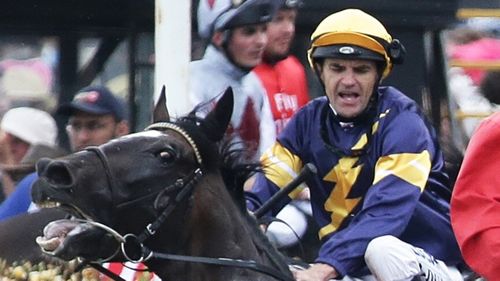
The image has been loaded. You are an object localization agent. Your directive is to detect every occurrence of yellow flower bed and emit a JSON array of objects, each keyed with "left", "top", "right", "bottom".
[
  {"left": 0, "top": 259, "right": 99, "bottom": 281},
  {"left": 0, "top": 259, "right": 156, "bottom": 281}
]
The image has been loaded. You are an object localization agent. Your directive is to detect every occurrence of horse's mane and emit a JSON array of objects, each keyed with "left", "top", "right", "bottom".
[
  {"left": 219, "top": 143, "right": 293, "bottom": 274},
  {"left": 219, "top": 142, "right": 261, "bottom": 212},
  {"left": 172, "top": 109, "right": 261, "bottom": 210},
  {"left": 169, "top": 113, "right": 291, "bottom": 274}
]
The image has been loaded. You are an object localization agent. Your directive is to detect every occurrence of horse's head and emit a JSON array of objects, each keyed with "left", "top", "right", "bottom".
[{"left": 31, "top": 88, "right": 235, "bottom": 262}]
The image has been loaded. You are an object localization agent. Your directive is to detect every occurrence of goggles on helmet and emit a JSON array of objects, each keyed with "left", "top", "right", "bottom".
[
  {"left": 213, "top": 0, "right": 279, "bottom": 32},
  {"left": 307, "top": 9, "right": 405, "bottom": 78},
  {"left": 280, "top": 0, "right": 303, "bottom": 9},
  {"left": 312, "top": 44, "right": 386, "bottom": 63}
]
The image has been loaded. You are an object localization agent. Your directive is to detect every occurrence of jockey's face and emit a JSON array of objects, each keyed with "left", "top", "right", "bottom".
[
  {"left": 318, "top": 58, "right": 378, "bottom": 119},
  {"left": 214, "top": 23, "right": 268, "bottom": 69},
  {"left": 66, "top": 111, "right": 129, "bottom": 152}
]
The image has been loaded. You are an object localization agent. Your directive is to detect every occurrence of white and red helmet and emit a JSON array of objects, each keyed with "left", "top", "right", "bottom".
[{"left": 197, "top": 0, "right": 280, "bottom": 39}]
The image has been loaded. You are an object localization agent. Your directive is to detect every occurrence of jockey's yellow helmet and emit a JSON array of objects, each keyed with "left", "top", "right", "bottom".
[{"left": 308, "top": 9, "right": 405, "bottom": 78}]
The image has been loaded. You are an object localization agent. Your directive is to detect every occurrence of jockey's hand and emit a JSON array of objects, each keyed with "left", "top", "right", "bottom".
[
  {"left": 297, "top": 187, "right": 310, "bottom": 200},
  {"left": 247, "top": 210, "right": 268, "bottom": 233},
  {"left": 291, "top": 263, "right": 338, "bottom": 281}
]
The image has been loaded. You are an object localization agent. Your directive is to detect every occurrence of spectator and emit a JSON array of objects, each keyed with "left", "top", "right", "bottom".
[
  {"left": 450, "top": 70, "right": 500, "bottom": 281},
  {"left": 0, "top": 107, "right": 58, "bottom": 200},
  {"left": 247, "top": 9, "right": 463, "bottom": 280},
  {"left": 446, "top": 29, "right": 500, "bottom": 140},
  {"left": 448, "top": 36, "right": 500, "bottom": 87},
  {"left": 253, "top": 0, "right": 309, "bottom": 134},
  {"left": 0, "top": 144, "right": 66, "bottom": 220},
  {"left": 250, "top": 0, "right": 316, "bottom": 258},
  {"left": 192, "top": 0, "right": 278, "bottom": 161},
  {"left": 2, "top": 144, "right": 66, "bottom": 188},
  {"left": 58, "top": 85, "right": 129, "bottom": 151},
  {"left": 0, "top": 85, "right": 129, "bottom": 221}
]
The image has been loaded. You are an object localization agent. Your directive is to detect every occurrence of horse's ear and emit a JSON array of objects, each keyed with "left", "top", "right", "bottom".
[
  {"left": 202, "top": 87, "right": 233, "bottom": 142},
  {"left": 153, "top": 86, "right": 170, "bottom": 123}
]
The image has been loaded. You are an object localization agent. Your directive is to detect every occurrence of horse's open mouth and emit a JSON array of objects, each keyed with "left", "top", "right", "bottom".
[
  {"left": 36, "top": 219, "right": 96, "bottom": 254},
  {"left": 35, "top": 201, "right": 98, "bottom": 255}
]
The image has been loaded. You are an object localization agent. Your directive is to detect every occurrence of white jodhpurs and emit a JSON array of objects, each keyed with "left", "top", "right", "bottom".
[
  {"left": 363, "top": 235, "right": 463, "bottom": 281},
  {"left": 266, "top": 202, "right": 310, "bottom": 248}
]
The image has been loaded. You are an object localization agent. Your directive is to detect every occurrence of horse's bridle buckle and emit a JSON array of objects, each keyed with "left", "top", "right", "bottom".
[{"left": 146, "top": 223, "right": 156, "bottom": 235}]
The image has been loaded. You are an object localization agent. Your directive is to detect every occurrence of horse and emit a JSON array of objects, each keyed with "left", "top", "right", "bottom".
[{"left": 30, "top": 88, "right": 295, "bottom": 281}]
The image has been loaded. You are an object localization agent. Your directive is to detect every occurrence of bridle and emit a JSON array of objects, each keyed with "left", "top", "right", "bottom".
[
  {"left": 82, "top": 122, "right": 205, "bottom": 262},
  {"left": 79, "top": 122, "right": 294, "bottom": 281}
]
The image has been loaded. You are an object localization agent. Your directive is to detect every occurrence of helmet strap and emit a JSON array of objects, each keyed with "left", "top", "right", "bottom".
[
  {"left": 210, "top": 29, "right": 253, "bottom": 72},
  {"left": 225, "top": 51, "right": 254, "bottom": 72}
]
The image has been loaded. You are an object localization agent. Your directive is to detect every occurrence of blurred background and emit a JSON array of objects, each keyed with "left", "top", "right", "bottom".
[{"left": 0, "top": 0, "right": 497, "bottom": 153}]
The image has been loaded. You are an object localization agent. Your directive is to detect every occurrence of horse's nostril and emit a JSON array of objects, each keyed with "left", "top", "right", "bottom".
[
  {"left": 36, "top": 158, "right": 53, "bottom": 176},
  {"left": 44, "top": 161, "right": 74, "bottom": 187}
]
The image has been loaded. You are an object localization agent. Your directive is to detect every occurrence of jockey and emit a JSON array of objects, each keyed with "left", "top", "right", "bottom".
[
  {"left": 192, "top": 0, "right": 279, "bottom": 161},
  {"left": 246, "top": 8, "right": 464, "bottom": 281}
]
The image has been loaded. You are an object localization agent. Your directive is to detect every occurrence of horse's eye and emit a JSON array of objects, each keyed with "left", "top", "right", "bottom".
[{"left": 159, "top": 150, "right": 176, "bottom": 165}]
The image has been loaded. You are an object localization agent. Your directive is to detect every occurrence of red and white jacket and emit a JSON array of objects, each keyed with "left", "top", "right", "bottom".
[{"left": 253, "top": 55, "right": 309, "bottom": 134}]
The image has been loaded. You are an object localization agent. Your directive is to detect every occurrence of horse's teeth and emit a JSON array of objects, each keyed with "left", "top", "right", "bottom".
[
  {"left": 36, "top": 201, "right": 60, "bottom": 208},
  {"left": 36, "top": 236, "right": 60, "bottom": 252}
]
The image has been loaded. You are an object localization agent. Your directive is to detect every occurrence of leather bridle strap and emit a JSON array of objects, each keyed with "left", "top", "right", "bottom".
[
  {"left": 87, "top": 247, "right": 295, "bottom": 281},
  {"left": 86, "top": 146, "right": 120, "bottom": 194},
  {"left": 114, "top": 168, "right": 201, "bottom": 210},
  {"left": 137, "top": 168, "right": 203, "bottom": 243},
  {"left": 145, "top": 122, "right": 203, "bottom": 166},
  {"left": 113, "top": 168, "right": 203, "bottom": 263},
  {"left": 149, "top": 251, "right": 295, "bottom": 281}
]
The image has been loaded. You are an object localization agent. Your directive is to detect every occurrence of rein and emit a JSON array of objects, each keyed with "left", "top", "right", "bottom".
[{"left": 81, "top": 124, "right": 294, "bottom": 281}]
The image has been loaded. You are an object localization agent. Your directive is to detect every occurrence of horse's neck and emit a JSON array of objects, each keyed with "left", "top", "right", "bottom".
[
  {"left": 148, "top": 177, "right": 286, "bottom": 280},
  {"left": 188, "top": 178, "right": 260, "bottom": 258}
]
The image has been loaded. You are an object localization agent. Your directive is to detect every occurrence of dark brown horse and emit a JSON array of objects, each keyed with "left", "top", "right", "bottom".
[{"left": 30, "top": 88, "right": 294, "bottom": 281}]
